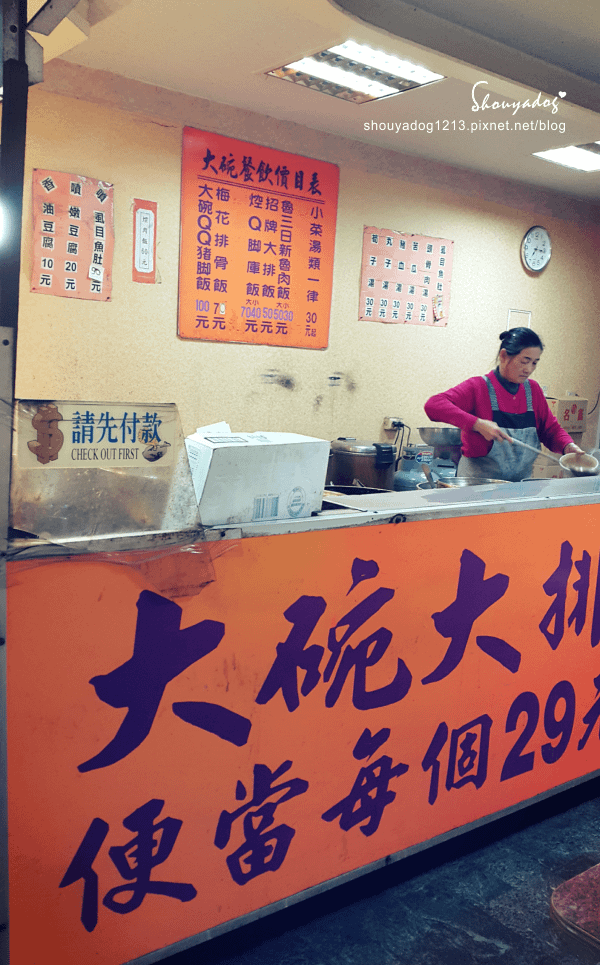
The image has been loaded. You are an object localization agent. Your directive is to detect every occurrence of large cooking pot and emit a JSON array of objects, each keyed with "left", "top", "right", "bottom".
[{"left": 329, "top": 438, "right": 396, "bottom": 489}]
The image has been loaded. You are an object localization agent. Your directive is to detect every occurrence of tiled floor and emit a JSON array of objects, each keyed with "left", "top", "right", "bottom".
[{"left": 164, "top": 775, "right": 600, "bottom": 965}]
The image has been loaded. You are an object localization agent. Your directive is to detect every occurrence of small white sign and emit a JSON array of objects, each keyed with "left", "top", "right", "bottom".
[{"left": 135, "top": 208, "right": 155, "bottom": 273}]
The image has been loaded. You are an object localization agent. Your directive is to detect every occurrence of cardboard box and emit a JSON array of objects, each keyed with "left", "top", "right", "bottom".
[
  {"left": 185, "top": 425, "right": 330, "bottom": 525},
  {"left": 531, "top": 461, "right": 562, "bottom": 479},
  {"left": 547, "top": 397, "right": 587, "bottom": 432}
]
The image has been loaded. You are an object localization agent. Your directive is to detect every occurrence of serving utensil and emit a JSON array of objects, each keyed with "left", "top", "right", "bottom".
[
  {"left": 507, "top": 435, "right": 599, "bottom": 477},
  {"left": 421, "top": 463, "right": 438, "bottom": 489}
]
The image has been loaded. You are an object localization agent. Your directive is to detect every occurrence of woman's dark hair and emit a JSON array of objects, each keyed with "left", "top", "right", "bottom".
[{"left": 498, "top": 327, "right": 544, "bottom": 357}]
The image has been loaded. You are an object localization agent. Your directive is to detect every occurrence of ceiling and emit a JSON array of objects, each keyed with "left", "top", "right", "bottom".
[{"left": 49, "top": 0, "right": 600, "bottom": 201}]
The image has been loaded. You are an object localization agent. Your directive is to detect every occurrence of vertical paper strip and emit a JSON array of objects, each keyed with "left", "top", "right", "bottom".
[{"left": 133, "top": 199, "right": 157, "bottom": 284}]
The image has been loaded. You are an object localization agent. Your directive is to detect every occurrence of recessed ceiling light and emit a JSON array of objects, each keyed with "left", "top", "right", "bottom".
[
  {"left": 328, "top": 41, "right": 443, "bottom": 86},
  {"left": 533, "top": 144, "right": 600, "bottom": 172},
  {"left": 267, "top": 41, "right": 444, "bottom": 104}
]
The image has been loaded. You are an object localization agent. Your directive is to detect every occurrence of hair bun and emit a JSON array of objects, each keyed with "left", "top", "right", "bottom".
[{"left": 499, "top": 330, "right": 510, "bottom": 340}]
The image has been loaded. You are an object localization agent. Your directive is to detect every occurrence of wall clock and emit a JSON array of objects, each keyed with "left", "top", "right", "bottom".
[{"left": 521, "top": 225, "right": 551, "bottom": 273}]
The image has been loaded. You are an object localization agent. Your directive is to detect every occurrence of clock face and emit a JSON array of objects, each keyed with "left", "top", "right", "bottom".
[{"left": 521, "top": 226, "right": 551, "bottom": 272}]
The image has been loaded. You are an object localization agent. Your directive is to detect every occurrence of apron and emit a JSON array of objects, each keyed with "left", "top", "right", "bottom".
[{"left": 458, "top": 376, "right": 540, "bottom": 482}]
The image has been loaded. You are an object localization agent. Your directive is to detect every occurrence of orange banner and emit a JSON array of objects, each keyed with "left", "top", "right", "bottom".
[
  {"left": 7, "top": 506, "right": 600, "bottom": 964},
  {"left": 178, "top": 128, "right": 339, "bottom": 349}
]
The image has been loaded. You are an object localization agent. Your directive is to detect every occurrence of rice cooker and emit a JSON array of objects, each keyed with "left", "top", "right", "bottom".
[{"left": 328, "top": 438, "right": 396, "bottom": 490}]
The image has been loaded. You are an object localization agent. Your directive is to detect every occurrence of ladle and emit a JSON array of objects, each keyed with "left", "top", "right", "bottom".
[
  {"left": 506, "top": 435, "right": 561, "bottom": 465},
  {"left": 507, "top": 435, "right": 600, "bottom": 477},
  {"left": 422, "top": 463, "right": 441, "bottom": 489}
]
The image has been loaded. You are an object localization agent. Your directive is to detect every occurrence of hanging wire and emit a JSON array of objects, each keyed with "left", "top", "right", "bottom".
[
  {"left": 393, "top": 422, "right": 410, "bottom": 468},
  {"left": 588, "top": 387, "right": 600, "bottom": 416}
]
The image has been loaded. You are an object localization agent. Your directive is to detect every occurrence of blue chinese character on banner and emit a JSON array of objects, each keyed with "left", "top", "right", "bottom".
[
  {"left": 422, "top": 549, "right": 520, "bottom": 684},
  {"left": 422, "top": 715, "right": 492, "bottom": 804},
  {"left": 322, "top": 728, "right": 408, "bottom": 836},
  {"left": 79, "top": 591, "right": 250, "bottom": 772},
  {"left": 540, "top": 541, "right": 591, "bottom": 648},
  {"left": 256, "top": 558, "right": 412, "bottom": 712},
  {"left": 60, "top": 800, "right": 196, "bottom": 931},
  {"left": 215, "top": 761, "right": 308, "bottom": 885}
]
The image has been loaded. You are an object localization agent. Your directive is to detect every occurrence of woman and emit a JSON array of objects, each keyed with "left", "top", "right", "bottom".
[{"left": 424, "top": 328, "right": 584, "bottom": 481}]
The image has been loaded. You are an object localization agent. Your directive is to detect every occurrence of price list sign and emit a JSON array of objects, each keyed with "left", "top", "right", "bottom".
[
  {"left": 30, "top": 169, "right": 114, "bottom": 301},
  {"left": 359, "top": 226, "right": 453, "bottom": 326},
  {"left": 178, "top": 128, "right": 339, "bottom": 349}
]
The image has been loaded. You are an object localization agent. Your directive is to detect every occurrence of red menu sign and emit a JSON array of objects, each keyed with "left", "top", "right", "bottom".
[
  {"left": 30, "top": 169, "right": 114, "bottom": 301},
  {"left": 359, "top": 226, "right": 453, "bottom": 326},
  {"left": 178, "top": 128, "right": 339, "bottom": 349}
]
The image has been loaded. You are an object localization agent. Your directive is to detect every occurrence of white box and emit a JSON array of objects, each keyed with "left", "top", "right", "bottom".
[{"left": 185, "top": 428, "right": 330, "bottom": 525}]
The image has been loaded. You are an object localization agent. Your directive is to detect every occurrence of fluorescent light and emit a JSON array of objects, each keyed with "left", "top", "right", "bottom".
[
  {"left": 285, "top": 57, "right": 399, "bottom": 98},
  {"left": 327, "top": 40, "right": 443, "bottom": 85},
  {"left": 267, "top": 40, "right": 445, "bottom": 104},
  {"left": 534, "top": 145, "right": 600, "bottom": 172}
]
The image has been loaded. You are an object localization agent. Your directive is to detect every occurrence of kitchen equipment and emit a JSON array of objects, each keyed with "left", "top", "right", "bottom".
[
  {"left": 418, "top": 425, "right": 462, "bottom": 471},
  {"left": 418, "top": 426, "right": 462, "bottom": 447},
  {"left": 559, "top": 452, "right": 600, "bottom": 477},
  {"left": 329, "top": 438, "right": 396, "bottom": 489},
  {"left": 508, "top": 435, "right": 600, "bottom": 477},
  {"left": 393, "top": 444, "right": 435, "bottom": 491},
  {"left": 422, "top": 463, "right": 435, "bottom": 489},
  {"left": 417, "top": 477, "right": 510, "bottom": 490}
]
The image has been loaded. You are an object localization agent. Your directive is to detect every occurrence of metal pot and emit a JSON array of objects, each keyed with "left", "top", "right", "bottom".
[
  {"left": 329, "top": 438, "right": 396, "bottom": 490},
  {"left": 418, "top": 426, "right": 462, "bottom": 447},
  {"left": 417, "top": 477, "right": 510, "bottom": 490}
]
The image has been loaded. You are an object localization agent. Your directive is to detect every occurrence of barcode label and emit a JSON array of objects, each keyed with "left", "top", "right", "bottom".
[{"left": 253, "top": 495, "right": 279, "bottom": 521}]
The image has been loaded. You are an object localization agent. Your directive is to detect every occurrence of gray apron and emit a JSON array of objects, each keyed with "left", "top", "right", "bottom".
[{"left": 458, "top": 377, "right": 540, "bottom": 482}]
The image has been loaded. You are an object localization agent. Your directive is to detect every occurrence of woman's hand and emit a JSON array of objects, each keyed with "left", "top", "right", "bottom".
[
  {"left": 473, "top": 418, "right": 513, "bottom": 443},
  {"left": 563, "top": 442, "right": 585, "bottom": 455}
]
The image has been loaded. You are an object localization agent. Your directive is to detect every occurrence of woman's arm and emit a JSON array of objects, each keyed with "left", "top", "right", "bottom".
[
  {"left": 424, "top": 378, "right": 482, "bottom": 431},
  {"left": 531, "top": 383, "right": 584, "bottom": 454}
]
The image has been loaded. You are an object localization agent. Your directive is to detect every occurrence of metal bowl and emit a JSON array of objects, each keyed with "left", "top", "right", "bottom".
[
  {"left": 558, "top": 452, "right": 600, "bottom": 477},
  {"left": 418, "top": 426, "right": 462, "bottom": 447},
  {"left": 417, "top": 477, "right": 509, "bottom": 490}
]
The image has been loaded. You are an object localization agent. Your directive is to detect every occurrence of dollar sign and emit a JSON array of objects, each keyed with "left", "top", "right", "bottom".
[{"left": 27, "top": 404, "right": 64, "bottom": 465}]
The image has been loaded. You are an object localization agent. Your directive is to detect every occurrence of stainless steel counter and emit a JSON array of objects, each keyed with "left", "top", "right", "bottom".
[{"left": 202, "top": 476, "right": 600, "bottom": 539}]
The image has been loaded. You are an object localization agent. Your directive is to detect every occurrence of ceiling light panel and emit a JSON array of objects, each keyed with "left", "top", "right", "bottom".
[
  {"left": 533, "top": 145, "right": 600, "bottom": 172},
  {"left": 267, "top": 42, "right": 445, "bottom": 104}
]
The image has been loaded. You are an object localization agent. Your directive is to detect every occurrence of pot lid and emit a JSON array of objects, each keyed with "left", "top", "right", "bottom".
[{"left": 330, "top": 438, "right": 395, "bottom": 455}]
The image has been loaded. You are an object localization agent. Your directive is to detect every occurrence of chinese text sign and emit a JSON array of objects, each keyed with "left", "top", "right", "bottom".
[
  {"left": 359, "top": 226, "right": 453, "bottom": 325},
  {"left": 178, "top": 128, "right": 339, "bottom": 348},
  {"left": 7, "top": 505, "right": 600, "bottom": 964},
  {"left": 15, "top": 401, "right": 175, "bottom": 469},
  {"left": 31, "top": 169, "right": 114, "bottom": 301},
  {"left": 133, "top": 199, "right": 157, "bottom": 284}
]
